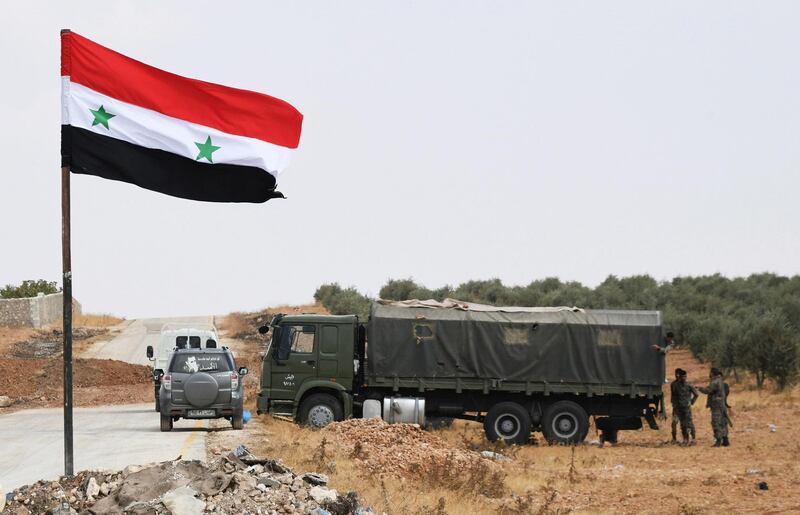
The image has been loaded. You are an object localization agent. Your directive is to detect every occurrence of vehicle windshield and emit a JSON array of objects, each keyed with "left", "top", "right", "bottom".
[{"left": 170, "top": 353, "right": 232, "bottom": 373}]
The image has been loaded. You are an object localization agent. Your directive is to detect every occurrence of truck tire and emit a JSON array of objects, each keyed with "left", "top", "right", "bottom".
[
  {"left": 160, "top": 414, "right": 173, "bottom": 432},
  {"left": 154, "top": 385, "right": 161, "bottom": 412},
  {"left": 542, "top": 400, "right": 589, "bottom": 444},
  {"left": 484, "top": 402, "right": 532, "bottom": 445},
  {"left": 231, "top": 413, "right": 244, "bottom": 430},
  {"left": 299, "top": 393, "right": 343, "bottom": 429}
]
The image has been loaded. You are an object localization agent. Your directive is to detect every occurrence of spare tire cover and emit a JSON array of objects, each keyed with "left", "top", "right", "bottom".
[{"left": 184, "top": 373, "right": 219, "bottom": 407}]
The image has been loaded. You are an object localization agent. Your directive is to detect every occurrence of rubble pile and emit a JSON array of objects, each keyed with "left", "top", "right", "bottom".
[
  {"left": 324, "top": 418, "right": 492, "bottom": 478},
  {"left": 2, "top": 446, "right": 360, "bottom": 515},
  {"left": 12, "top": 328, "right": 108, "bottom": 358}
]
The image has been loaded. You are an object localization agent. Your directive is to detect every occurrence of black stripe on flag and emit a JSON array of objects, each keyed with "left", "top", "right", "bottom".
[{"left": 61, "top": 126, "right": 284, "bottom": 203}]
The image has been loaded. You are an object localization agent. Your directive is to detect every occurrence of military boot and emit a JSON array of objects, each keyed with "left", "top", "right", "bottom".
[
  {"left": 712, "top": 438, "right": 721, "bottom": 447},
  {"left": 722, "top": 437, "right": 730, "bottom": 447}
]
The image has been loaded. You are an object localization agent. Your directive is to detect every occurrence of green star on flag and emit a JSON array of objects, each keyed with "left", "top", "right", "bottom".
[
  {"left": 89, "top": 105, "right": 115, "bottom": 129},
  {"left": 195, "top": 136, "right": 221, "bottom": 162}
]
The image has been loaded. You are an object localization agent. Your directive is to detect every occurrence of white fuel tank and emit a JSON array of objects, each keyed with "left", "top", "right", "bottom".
[{"left": 382, "top": 397, "right": 426, "bottom": 425}]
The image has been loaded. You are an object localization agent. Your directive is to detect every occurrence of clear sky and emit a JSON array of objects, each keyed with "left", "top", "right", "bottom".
[{"left": 1, "top": 1, "right": 798, "bottom": 318}]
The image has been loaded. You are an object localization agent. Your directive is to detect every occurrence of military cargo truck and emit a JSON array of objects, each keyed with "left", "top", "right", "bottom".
[{"left": 256, "top": 300, "right": 664, "bottom": 444}]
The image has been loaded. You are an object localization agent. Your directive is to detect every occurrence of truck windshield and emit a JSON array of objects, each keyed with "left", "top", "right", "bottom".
[
  {"left": 170, "top": 353, "right": 231, "bottom": 373},
  {"left": 274, "top": 327, "right": 292, "bottom": 361}
]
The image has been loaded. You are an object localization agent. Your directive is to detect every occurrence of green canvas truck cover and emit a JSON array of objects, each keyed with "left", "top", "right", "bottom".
[{"left": 367, "top": 300, "right": 664, "bottom": 387}]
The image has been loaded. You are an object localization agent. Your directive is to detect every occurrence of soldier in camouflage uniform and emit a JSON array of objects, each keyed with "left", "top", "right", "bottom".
[
  {"left": 670, "top": 368, "right": 699, "bottom": 444},
  {"left": 699, "top": 367, "right": 730, "bottom": 447}
]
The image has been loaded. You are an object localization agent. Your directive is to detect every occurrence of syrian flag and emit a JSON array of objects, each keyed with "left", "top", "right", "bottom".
[{"left": 60, "top": 31, "right": 303, "bottom": 203}]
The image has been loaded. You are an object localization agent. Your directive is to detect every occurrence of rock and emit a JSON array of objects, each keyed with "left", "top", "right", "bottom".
[
  {"left": 246, "top": 464, "right": 265, "bottom": 475},
  {"left": 85, "top": 477, "right": 101, "bottom": 498},
  {"left": 758, "top": 481, "right": 769, "bottom": 490},
  {"left": 99, "top": 482, "right": 110, "bottom": 496},
  {"left": 162, "top": 486, "right": 205, "bottom": 515},
  {"left": 277, "top": 473, "right": 294, "bottom": 485},
  {"left": 233, "top": 472, "right": 258, "bottom": 493},
  {"left": 480, "top": 451, "right": 510, "bottom": 461},
  {"left": 746, "top": 469, "right": 764, "bottom": 476},
  {"left": 123, "top": 464, "right": 144, "bottom": 477},
  {"left": 51, "top": 503, "right": 77, "bottom": 514},
  {"left": 300, "top": 473, "right": 328, "bottom": 486},
  {"left": 768, "top": 424, "right": 778, "bottom": 433},
  {"left": 258, "top": 478, "right": 281, "bottom": 489},
  {"left": 0, "top": 396, "right": 12, "bottom": 408},
  {"left": 308, "top": 486, "right": 337, "bottom": 504}
]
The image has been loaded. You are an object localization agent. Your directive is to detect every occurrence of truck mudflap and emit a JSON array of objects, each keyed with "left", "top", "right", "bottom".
[{"left": 644, "top": 406, "right": 659, "bottom": 430}]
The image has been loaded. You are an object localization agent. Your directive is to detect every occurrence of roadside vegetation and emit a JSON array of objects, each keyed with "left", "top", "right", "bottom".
[
  {"left": 315, "top": 274, "right": 800, "bottom": 390},
  {"left": 0, "top": 279, "right": 60, "bottom": 298}
]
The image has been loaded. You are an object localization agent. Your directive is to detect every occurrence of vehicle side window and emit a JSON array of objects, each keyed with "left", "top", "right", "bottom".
[
  {"left": 276, "top": 325, "right": 315, "bottom": 360},
  {"left": 290, "top": 325, "right": 316, "bottom": 354},
  {"left": 321, "top": 325, "right": 338, "bottom": 354}
]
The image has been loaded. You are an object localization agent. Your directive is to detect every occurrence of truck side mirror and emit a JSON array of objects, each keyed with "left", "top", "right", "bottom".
[
  {"left": 146, "top": 345, "right": 154, "bottom": 360},
  {"left": 238, "top": 367, "right": 249, "bottom": 376},
  {"left": 258, "top": 325, "right": 269, "bottom": 335}
]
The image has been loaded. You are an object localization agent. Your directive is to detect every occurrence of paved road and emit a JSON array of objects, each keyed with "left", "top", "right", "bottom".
[
  {"left": 80, "top": 316, "right": 214, "bottom": 365},
  {"left": 0, "top": 316, "right": 217, "bottom": 492},
  {"left": 0, "top": 404, "right": 213, "bottom": 491}
]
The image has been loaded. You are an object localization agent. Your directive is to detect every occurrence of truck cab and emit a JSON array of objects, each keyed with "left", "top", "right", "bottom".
[{"left": 256, "top": 314, "right": 359, "bottom": 425}]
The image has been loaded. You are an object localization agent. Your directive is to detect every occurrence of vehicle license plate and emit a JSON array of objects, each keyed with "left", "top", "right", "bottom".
[{"left": 188, "top": 409, "right": 215, "bottom": 417}]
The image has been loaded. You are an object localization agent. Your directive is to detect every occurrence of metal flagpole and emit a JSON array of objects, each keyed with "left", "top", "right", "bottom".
[
  {"left": 61, "top": 163, "right": 74, "bottom": 477},
  {"left": 61, "top": 27, "right": 74, "bottom": 478}
]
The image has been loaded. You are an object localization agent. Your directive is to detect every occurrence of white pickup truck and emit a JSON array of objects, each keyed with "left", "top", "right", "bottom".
[{"left": 146, "top": 324, "right": 220, "bottom": 412}]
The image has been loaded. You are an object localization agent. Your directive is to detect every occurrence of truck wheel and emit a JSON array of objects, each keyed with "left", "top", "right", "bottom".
[
  {"left": 542, "top": 400, "right": 589, "bottom": 444},
  {"left": 154, "top": 385, "right": 161, "bottom": 412},
  {"left": 299, "top": 393, "right": 343, "bottom": 429},
  {"left": 160, "top": 414, "right": 173, "bottom": 432},
  {"left": 231, "top": 413, "right": 244, "bottom": 430},
  {"left": 484, "top": 402, "right": 531, "bottom": 445}
]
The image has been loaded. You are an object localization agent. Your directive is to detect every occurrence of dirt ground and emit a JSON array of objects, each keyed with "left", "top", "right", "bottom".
[
  {"left": 0, "top": 319, "right": 151, "bottom": 412},
  {"left": 211, "top": 317, "right": 800, "bottom": 514}
]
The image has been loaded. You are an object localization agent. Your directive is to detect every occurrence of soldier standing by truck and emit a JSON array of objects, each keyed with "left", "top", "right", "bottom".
[
  {"left": 652, "top": 331, "right": 676, "bottom": 354},
  {"left": 670, "top": 368, "right": 699, "bottom": 444},
  {"left": 698, "top": 367, "right": 730, "bottom": 447}
]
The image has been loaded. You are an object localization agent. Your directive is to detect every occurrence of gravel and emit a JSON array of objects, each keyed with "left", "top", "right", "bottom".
[{"left": 323, "top": 417, "right": 493, "bottom": 478}]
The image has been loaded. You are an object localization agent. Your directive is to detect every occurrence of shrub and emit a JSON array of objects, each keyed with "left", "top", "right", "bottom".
[{"left": 0, "top": 279, "right": 61, "bottom": 299}]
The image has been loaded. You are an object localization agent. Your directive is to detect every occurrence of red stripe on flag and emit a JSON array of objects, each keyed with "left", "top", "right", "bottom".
[{"left": 62, "top": 32, "right": 302, "bottom": 149}]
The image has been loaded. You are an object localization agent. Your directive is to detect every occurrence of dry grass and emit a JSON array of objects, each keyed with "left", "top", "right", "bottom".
[
  {"left": 0, "top": 326, "right": 36, "bottom": 355},
  {"left": 218, "top": 303, "right": 328, "bottom": 341},
  {"left": 72, "top": 312, "right": 125, "bottom": 328},
  {"left": 218, "top": 311, "right": 252, "bottom": 339}
]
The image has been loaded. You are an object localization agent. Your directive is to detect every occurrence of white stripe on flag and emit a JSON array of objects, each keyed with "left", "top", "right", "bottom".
[{"left": 63, "top": 79, "right": 293, "bottom": 176}]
